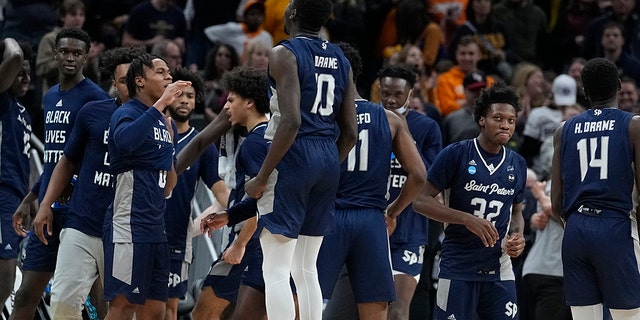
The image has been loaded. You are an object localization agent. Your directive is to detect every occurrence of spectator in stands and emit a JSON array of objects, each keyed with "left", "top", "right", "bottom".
[
  {"left": 242, "top": 38, "right": 270, "bottom": 70},
  {"left": 204, "top": 0, "right": 273, "bottom": 61},
  {"left": 151, "top": 39, "right": 183, "bottom": 71},
  {"left": 511, "top": 63, "right": 550, "bottom": 137},
  {"left": 493, "top": 0, "right": 548, "bottom": 63},
  {"left": 582, "top": 0, "right": 639, "bottom": 58},
  {"left": 442, "top": 71, "right": 486, "bottom": 145},
  {"left": 566, "top": 57, "right": 590, "bottom": 108},
  {"left": 618, "top": 76, "right": 640, "bottom": 113},
  {"left": 600, "top": 21, "right": 640, "bottom": 84},
  {"left": 121, "top": 0, "right": 187, "bottom": 51},
  {"left": 201, "top": 43, "right": 239, "bottom": 119}
]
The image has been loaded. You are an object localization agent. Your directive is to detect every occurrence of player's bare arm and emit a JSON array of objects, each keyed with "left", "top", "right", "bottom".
[
  {"left": 222, "top": 217, "right": 257, "bottom": 265},
  {"left": 505, "top": 202, "right": 525, "bottom": 258},
  {"left": 413, "top": 182, "right": 500, "bottom": 247},
  {"left": 33, "top": 156, "right": 78, "bottom": 244},
  {"left": 335, "top": 68, "right": 357, "bottom": 162},
  {"left": 176, "top": 112, "right": 231, "bottom": 174},
  {"left": 12, "top": 191, "right": 38, "bottom": 237},
  {"left": 245, "top": 46, "right": 301, "bottom": 198},
  {"left": 0, "top": 38, "right": 25, "bottom": 92},
  {"left": 550, "top": 123, "right": 565, "bottom": 224},
  {"left": 385, "top": 109, "right": 426, "bottom": 220}
]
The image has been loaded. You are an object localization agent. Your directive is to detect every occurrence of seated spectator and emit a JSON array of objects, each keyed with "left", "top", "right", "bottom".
[
  {"left": 441, "top": 71, "right": 486, "bottom": 145},
  {"left": 582, "top": 0, "right": 639, "bottom": 59},
  {"left": 121, "top": 0, "right": 187, "bottom": 51},
  {"left": 618, "top": 76, "right": 640, "bottom": 114},
  {"left": 435, "top": 36, "right": 494, "bottom": 116},
  {"left": 204, "top": 0, "right": 273, "bottom": 60},
  {"left": 242, "top": 38, "right": 270, "bottom": 70},
  {"left": 151, "top": 39, "right": 183, "bottom": 71},
  {"left": 601, "top": 21, "right": 640, "bottom": 84},
  {"left": 201, "top": 43, "right": 239, "bottom": 119}
]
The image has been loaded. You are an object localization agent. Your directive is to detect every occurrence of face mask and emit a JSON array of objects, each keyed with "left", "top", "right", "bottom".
[{"left": 394, "top": 89, "right": 412, "bottom": 115}]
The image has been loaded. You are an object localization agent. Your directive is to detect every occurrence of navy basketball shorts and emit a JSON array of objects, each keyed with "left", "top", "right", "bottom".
[
  {"left": 562, "top": 211, "right": 640, "bottom": 309},
  {"left": 317, "top": 208, "right": 395, "bottom": 303},
  {"left": 104, "top": 241, "right": 170, "bottom": 305},
  {"left": 433, "top": 279, "right": 519, "bottom": 320},
  {"left": 390, "top": 243, "right": 425, "bottom": 278},
  {"left": 22, "top": 206, "right": 66, "bottom": 272},
  {"left": 0, "top": 187, "right": 22, "bottom": 259},
  {"left": 168, "top": 259, "right": 189, "bottom": 299},
  {"left": 258, "top": 138, "right": 339, "bottom": 238}
]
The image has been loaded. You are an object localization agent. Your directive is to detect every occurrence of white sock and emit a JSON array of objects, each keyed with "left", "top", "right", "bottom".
[
  {"left": 291, "top": 235, "right": 324, "bottom": 320},
  {"left": 260, "top": 228, "right": 297, "bottom": 319},
  {"left": 610, "top": 307, "right": 640, "bottom": 320},
  {"left": 571, "top": 304, "right": 604, "bottom": 320}
]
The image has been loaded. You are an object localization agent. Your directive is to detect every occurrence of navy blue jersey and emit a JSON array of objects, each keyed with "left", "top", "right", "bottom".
[
  {"left": 388, "top": 110, "right": 442, "bottom": 246},
  {"left": 36, "top": 79, "right": 108, "bottom": 201},
  {"left": 265, "top": 36, "right": 351, "bottom": 140},
  {"left": 335, "top": 100, "right": 392, "bottom": 210},
  {"left": 64, "top": 98, "right": 117, "bottom": 238},
  {"left": 0, "top": 91, "right": 32, "bottom": 196},
  {"left": 428, "top": 139, "right": 526, "bottom": 281},
  {"left": 561, "top": 108, "right": 635, "bottom": 216},
  {"left": 166, "top": 127, "right": 220, "bottom": 261},
  {"left": 108, "top": 98, "right": 177, "bottom": 243}
]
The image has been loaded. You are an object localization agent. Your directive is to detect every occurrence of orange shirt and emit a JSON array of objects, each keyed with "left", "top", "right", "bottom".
[
  {"left": 435, "top": 66, "right": 494, "bottom": 116},
  {"left": 263, "top": 0, "right": 289, "bottom": 44}
]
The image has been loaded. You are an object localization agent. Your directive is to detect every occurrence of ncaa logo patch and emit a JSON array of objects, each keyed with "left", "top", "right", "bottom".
[{"left": 468, "top": 166, "right": 477, "bottom": 174}]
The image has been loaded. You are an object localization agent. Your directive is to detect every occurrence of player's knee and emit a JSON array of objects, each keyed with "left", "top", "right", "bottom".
[{"left": 13, "top": 285, "right": 42, "bottom": 310}]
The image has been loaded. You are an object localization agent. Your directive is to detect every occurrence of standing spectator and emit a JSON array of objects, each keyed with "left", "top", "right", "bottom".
[
  {"left": 511, "top": 63, "right": 550, "bottom": 146},
  {"left": 436, "top": 36, "right": 494, "bottom": 117},
  {"left": 520, "top": 74, "right": 573, "bottom": 180},
  {"left": 551, "top": 57, "right": 640, "bottom": 320},
  {"left": 618, "top": 76, "right": 640, "bottom": 113},
  {"left": 31, "top": 46, "right": 142, "bottom": 320},
  {"left": 243, "top": 1, "right": 358, "bottom": 319},
  {"left": 103, "top": 54, "right": 187, "bottom": 320},
  {"left": 582, "top": 0, "right": 639, "bottom": 59},
  {"left": 600, "top": 21, "right": 640, "bottom": 84},
  {"left": 493, "top": 0, "right": 547, "bottom": 63},
  {"left": 379, "top": 64, "right": 442, "bottom": 320},
  {"left": 262, "top": 0, "right": 290, "bottom": 44},
  {"left": 413, "top": 82, "right": 527, "bottom": 320},
  {"left": 448, "top": 0, "right": 517, "bottom": 79},
  {"left": 10, "top": 28, "right": 110, "bottom": 320},
  {"left": 442, "top": 71, "right": 485, "bottom": 145},
  {"left": 204, "top": 0, "right": 273, "bottom": 61},
  {"left": 0, "top": 38, "right": 32, "bottom": 309},
  {"left": 121, "top": 0, "right": 187, "bottom": 51}
]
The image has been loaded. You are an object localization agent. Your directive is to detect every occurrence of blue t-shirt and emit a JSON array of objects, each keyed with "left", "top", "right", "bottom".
[
  {"left": 64, "top": 98, "right": 117, "bottom": 238},
  {"left": 388, "top": 110, "right": 442, "bottom": 246},
  {"left": 108, "top": 98, "right": 177, "bottom": 243},
  {"left": 428, "top": 139, "right": 526, "bottom": 281},
  {"left": 265, "top": 36, "right": 351, "bottom": 140},
  {"left": 335, "top": 99, "right": 391, "bottom": 210},
  {"left": 35, "top": 78, "right": 109, "bottom": 201},
  {"left": 561, "top": 108, "right": 635, "bottom": 216},
  {"left": 0, "top": 91, "right": 32, "bottom": 197},
  {"left": 166, "top": 126, "right": 220, "bottom": 261}
]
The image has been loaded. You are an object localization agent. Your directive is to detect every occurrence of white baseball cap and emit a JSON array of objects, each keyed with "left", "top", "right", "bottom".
[{"left": 552, "top": 74, "right": 577, "bottom": 106}]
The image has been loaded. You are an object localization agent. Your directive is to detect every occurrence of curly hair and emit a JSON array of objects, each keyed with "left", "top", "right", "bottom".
[
  {"left": 170, "top": 67, "right": 205, "bottom": 104},
  {"left": 101, "top": 46, "right": 146, "bottom": 76},
  {"left": 581, "top": 58, "right": 619, "bottom": 104},
  {"left": 337, "top": 42, "right": 362, "bottom": 83},
  {"left": 222, "top": 67, "right": 269, "bottom": 115},
  {"left": 378, "top": 64, "right": 417, "bottom": 88},
  {"left": 204, "top": 43, "right": 239, "bottom": 81},
  {"left": 55, "top": 27, "right": 91, "bottom": 52},
  {"left": 473, "top": 82, "right": 521, "bottom": 124}
]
